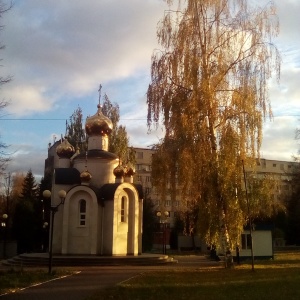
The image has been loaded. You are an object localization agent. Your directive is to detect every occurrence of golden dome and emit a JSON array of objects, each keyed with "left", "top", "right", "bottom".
[
  {"left": 124, "top": 164, "right": 135, "bottom": 177},
  {"left": 113, "top": 164, "right": 125, "bottom": 178},
  {"left": 80, "top": 170, "right": 92, "bottom": 183},
  {"left": 56, "top": 137, "right": 75, "bottom": 158},
  {"left": 85, "top": 105, "right": 113, "bottom": 136}
]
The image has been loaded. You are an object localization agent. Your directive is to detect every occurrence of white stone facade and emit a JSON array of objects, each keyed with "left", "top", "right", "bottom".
[{"left": 46, "top": 105, "right": 143, "bottom": 256}]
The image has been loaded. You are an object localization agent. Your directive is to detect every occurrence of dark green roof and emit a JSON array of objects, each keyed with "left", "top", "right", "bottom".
[
  {"left": 74, "top": 149, "right": 118, "bottom": 160},
  {"left": 54, "top": 169, "right": 144, "bottom": 201},
  {"left": 55, "top": 168, "right": 81, "bottom": 185}
]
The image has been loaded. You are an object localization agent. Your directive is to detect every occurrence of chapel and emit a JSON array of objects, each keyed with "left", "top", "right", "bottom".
[{"left": 44, "top": 97, "right": 143, "bottom": 256}]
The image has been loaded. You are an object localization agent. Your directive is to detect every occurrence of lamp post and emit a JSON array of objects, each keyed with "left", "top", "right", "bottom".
[
  {"left": 1, "top": 214, "right": 8, "bottom": 259},
  {"left": 241, "top": 159, "right": 255, "bottom": 271},
  {"left": 156, "top": 211, "right": 169, "bottom": 255},
  {"left": 42, "top": 222, "right": 49, "bottom": 252},
  {"left": 42, "top": 189, "right": 66, "bottom": 274}
]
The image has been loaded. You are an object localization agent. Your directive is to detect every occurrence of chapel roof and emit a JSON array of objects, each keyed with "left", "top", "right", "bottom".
[
  {"left": 99, "top": 183, "right": 144, "bottom": 200},
  {"left": 54, "top": 168, "right": 81, "bottom": 185},
  {"left": 54, "top": 169, "right": 144, "bottom": 201}
]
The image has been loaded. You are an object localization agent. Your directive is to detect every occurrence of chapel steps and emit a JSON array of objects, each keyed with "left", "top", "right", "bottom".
[{"left": 2, "top": 253, "right": 177, "bottom": 267}]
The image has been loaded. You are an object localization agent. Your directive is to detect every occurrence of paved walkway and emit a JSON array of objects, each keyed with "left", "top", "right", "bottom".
[{"left": 0, "top": 256, "right": 222, "bottom": 300}]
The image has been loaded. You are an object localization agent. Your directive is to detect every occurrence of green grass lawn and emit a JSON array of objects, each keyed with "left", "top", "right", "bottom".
[
  {"left": 0, "top": 268, "right": 71, "bottom": 295},
  {"left": 87, "top": 251, "right": 300, "bottom": 300}
]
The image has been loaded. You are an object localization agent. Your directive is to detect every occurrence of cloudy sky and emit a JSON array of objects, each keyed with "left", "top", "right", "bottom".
[{"left": 0, "top": 0, "right": 299, "bottom": 180}]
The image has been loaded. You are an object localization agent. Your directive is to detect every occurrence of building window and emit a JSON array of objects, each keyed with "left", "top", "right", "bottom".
[
  {"left": 241, "top": 233, "right": 252, "bottom": 250},
  {"left": 137, "top": 152, "right": 143, "bottom": 159},
  {"left": 165, "top": 200, "right": 171, "bottom": 207},
  {"left": 146, "top": 176, "right": 151, "bottom": 182},
  {"left": 121, "top": 196, "right": 126, "bottom": 222},
  {"left": 173, "top": 201, "right": 179, "bottom": 207},
  {"left": 79, "top": 199, "right": 86, "bottom": 226},
  {"left": 143, "top": 165, "right": 150, "bottom": 171},
  {"left": 145, "top": 187, "right": 151, "bottom": 195},
  {"left": 136, "top": 164, "right": 150, "bottom": 171},
  {"left": 273, "top": 164, "right": 277, "bottom": 167}
]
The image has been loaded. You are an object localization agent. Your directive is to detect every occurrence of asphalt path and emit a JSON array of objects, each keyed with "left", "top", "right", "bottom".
[{"left": 0, "top": 256, "right": 222, "bottom": 300}]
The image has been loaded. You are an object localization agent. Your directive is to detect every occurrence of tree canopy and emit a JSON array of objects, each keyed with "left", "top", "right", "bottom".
[
  {"left": 147, "top": 0, "right": 281, "bottom": 249},
  {"left": 19, "top": 169, "right": 38, "bottom": 199},
  {"left": 102, "top": 93, "right": 136, "bottom": 165},
  {"left": 13, "top": 170, "right": 42, "bottom": 253},
  {"left": 66, "top": 106, "right": 86, "bottom": 152},
  {"left": 286, "top": 126, "right": 300, "bottom": 244}
]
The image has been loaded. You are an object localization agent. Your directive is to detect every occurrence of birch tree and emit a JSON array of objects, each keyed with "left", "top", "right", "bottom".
[{"left": 147, "top": 0, "right": 281, "bottom": 250}]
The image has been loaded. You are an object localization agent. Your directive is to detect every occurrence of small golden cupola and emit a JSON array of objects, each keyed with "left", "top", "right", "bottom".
[
  {"left": 80, "top": 169, "right": 92, "bottom": 185},
  {"left": 80, "top": 151, "right": 92, "bottom": 185},
  {"left": 124, "top": 162, "right": 135, "bottom": 183},
  {"left": 113, "top": 163, "right": 125, "bottom": 183},
  {"left": 56, "top": 136, "right": 75, "bottom": 159},
  {"left": 124, "top": 163, "right": 135, "bottom": 176}
]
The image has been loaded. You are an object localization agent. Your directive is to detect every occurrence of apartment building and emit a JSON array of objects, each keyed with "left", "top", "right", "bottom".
[
  {"left": 133, "top": 147, "right": 299, "bottom": 227},
  {"left": 253, "top": 158, "right": 298, "bottom": 202},
  {"left": 133, "top": 147, "right": 176, "bottom": 225}
]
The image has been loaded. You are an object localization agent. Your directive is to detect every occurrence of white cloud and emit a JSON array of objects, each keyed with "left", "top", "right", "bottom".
[
  {"left": 4, "top": 83, "right": 55, "bottom": 115},
  {"left": 1, "top": 0, "right": 166, "bottom": 116},
  {"left": 261, "top": 117, "right": 299, "bottom": 161},
  {"left": 7, "top": 144, "right": 46, "bottom": 176}
]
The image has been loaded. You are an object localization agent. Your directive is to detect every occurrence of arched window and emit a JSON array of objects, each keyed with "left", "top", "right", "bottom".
[
  {"left": 121, "top": 196, "right": 126, "bottom": 222},
  {"left": 79, "top": 199, "right": 86, "bottom": 226}
]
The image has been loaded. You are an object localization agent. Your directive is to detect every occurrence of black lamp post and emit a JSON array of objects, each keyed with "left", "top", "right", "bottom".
[
  {"left": 1, "top": 214, "right": 8, "bottom": 259},
  {"left": 241, "top": 159, "right": 255, "bottom": 271},
  {"left": 156, "top": 211, "right": 169, "bottom": 255},
  {"left": 42, "top": 221, "right": 49, "bottom": 252},
  {"left": 42, "top": 189, "right": 66, "bottom": 274}
]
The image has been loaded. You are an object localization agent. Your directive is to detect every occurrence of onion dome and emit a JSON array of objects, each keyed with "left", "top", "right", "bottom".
[
  {"left": 85, "top": 104, "right": 113, "bottom": 136},
  {"left": 113, "top": 164, "right": 125, "bottom": 178},
  {"left": 56, "top": 136, "right": 75, "bottom": 158},
  {"left": 124, "top": 163, "right": 135, "bottom": 177},
  {"left": 80, "top": 169, "right": 92, "bottom": 184}
]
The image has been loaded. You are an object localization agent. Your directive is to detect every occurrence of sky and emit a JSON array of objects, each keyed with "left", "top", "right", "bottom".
[{"left": 0, "top": 0, "right": 299, "bottom": 180}]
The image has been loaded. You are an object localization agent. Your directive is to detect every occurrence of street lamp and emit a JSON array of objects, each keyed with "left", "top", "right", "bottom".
[
  {"left": 42, "top": 222, "right": 49, "bottom": 252},
  {"left": 42, "top": 189, "right": 66, "bottom": 274},
  {"left": 1, "top": 214, "right": 8, "bottom": 259},
  {"left": 241, "top": 159, "right": 255, "bottom": 271},
  {"left": 156, "top": 211, "right": 169, "bottom": 255}
]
